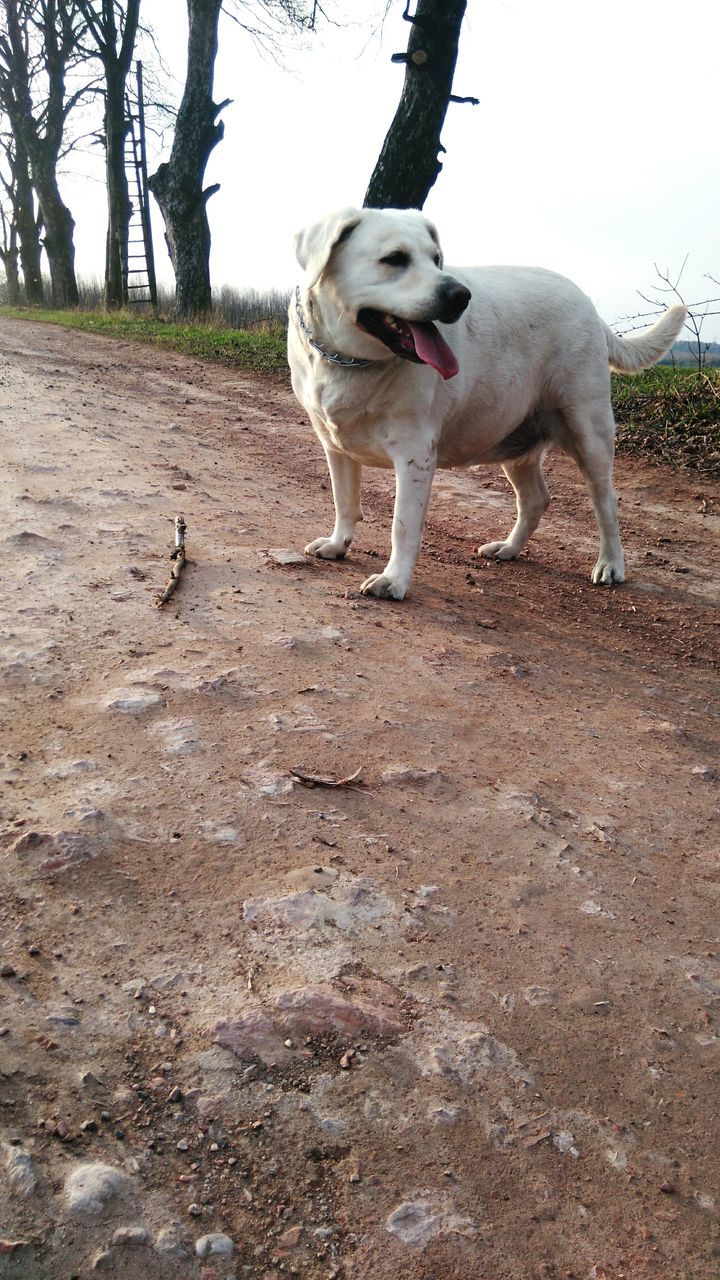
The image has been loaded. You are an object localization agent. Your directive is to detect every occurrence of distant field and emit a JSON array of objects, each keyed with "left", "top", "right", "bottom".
[{"left": 1, "top": 305, "right": 718, "bottom": 477}]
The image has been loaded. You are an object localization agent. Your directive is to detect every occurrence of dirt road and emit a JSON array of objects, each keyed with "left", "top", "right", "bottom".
[{"left": 1, "top": 317, "right": 719, "bottom": 1280}]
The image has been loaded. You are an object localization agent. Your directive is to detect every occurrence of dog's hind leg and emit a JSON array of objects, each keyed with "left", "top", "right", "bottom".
[
  {"left": 478, "top": 449, "right": 551, "bottom": 563},
  {"left": 305, "top": 446, "right": 363, "bottom": 560},
  {"left": 560, "top": 401, "right": 624, "bottom": 585}
]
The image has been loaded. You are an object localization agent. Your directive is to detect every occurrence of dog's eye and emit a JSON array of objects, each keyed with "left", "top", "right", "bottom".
[
  {"left": 433, "top": 253, "right": 441, "bottom": 266},
  {"left": 380, "top": 251, "right": 410, "bottom": 269}
]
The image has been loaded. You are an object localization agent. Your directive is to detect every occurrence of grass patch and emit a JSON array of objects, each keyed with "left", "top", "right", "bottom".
[
  {"left": 0, "top": 306, "right": 289, "bottom": 374},
  {"left": 2, "top": 305, "right": 719, "bottom": 478},
  {"left": 613, "top": 366, "right": 720, "bottom": 479}
]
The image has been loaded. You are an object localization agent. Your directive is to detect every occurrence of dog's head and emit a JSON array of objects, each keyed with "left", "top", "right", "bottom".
[{"left": 294, "top": 207, "right": 470, "bottom": 380}]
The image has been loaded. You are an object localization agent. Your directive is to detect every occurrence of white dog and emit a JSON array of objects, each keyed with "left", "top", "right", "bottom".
[{"left": 287, "top": 206, "right": 686, "bottom": 600}]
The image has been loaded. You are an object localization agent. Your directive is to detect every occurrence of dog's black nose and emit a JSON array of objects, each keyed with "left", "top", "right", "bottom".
[{"left": 436, "top": 281, "right": 472, "bottom": 324}]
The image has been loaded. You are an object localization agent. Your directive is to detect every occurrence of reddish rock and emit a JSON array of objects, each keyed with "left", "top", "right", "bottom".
[{"left": 213, "top": 977, "right": 405, "bottom": 1065}]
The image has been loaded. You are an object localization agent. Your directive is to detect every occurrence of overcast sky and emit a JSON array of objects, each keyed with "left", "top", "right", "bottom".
[{"left": 65, "top": 0, "right": 719, "bottom": 338}]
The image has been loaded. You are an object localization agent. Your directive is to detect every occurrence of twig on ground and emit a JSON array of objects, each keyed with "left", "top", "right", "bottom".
[
  {"left": 156, "top": 516, "right": 187, "bottom": 607},
  {"left": 289, "top": 766, "right": 364, "bottom": 791}
]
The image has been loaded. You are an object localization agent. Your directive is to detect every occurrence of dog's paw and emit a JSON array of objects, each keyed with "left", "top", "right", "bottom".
[
  {"left": 304, "top": 536, "right": 350, "bottom": 560},
  {"left": 591, "top": 557, "right": 625, "bottom": 586},
  {"left": 359, "top": 572, "right": 407, "bottom": 601},
  {"left": 477, "top": 539, "right": 519, "bottom": 562}
]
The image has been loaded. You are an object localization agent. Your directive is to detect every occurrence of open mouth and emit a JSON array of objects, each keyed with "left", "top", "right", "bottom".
[{"left": 356, "top": 308, "right": 459, "bottom": 380}]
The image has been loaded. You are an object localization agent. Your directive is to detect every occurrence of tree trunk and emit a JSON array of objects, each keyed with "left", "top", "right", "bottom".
[
  {"left": 33, "top": 157, "right": 78, "bottom": 307},
  {"left": 0, "top": 232, "right": 21, "bottom": 304},
  {"left": 13, "top": 138, "right": 43, "bottom": 304},
  {"left": 148, "top": 0, "right": 227, "bottom": 318},
  {"left": 104, "top": 68, "right": 131, "bottom": 308},
  {"left": 364, "top": 0, "right": 468, "bottom": 210},
  {"left": 1, "top": 0, "right": 79, "bottom": 307}
]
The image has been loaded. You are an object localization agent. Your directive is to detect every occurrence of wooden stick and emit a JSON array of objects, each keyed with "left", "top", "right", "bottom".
[{"left": 156, "top": 516, "right": 187, "bottom": 607}]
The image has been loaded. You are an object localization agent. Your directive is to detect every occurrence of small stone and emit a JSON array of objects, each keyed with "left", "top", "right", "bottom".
[
  {"left": 188, "top": 1202, "right": 203, "bottom": 1217},
  {"left": 277, "top": 1226, "right": 303, "bottom": 1249},
  {"left": 0, "top": 1027, "right": 9, "bottom": 1037},
  {"left": 168, "top": 1086, "right": 182, "bottom": 1103},
  {"left": 112, "top": 1226, "right": 150, "bottom": 1246},
  {"left": 155, "top": 1222, "right": 190, "bottom": 1257},
  {"left": 64, "top": 1162, "right": 131, "bottom": 1214},
  {"left": 2, "top": 1145, "right": 37, "bottom": 1196},
  {"left": 0, "top": 963, "right": 16, "bottom": 978},
  {"left": 195, "top": 1232, "right": 235, "bottom": 1258},
  {"left": 177, "top": 1139, "right": 189, "bottom": 1152},
  {"left": 659, "top": 1181, "right": 676, "bottom": 1195},
  {"left": 27, "top": 945, "right": 41, "bottom": 956},
  {"left": 570, "top": 989, "right": 611, "bottom": 1015},
  {"left": 267, "top": 548, "right": 310, "bottom": 566},
  {"left": 92, "top": 1249, "right": 112, "bottom": 1270},
  {"left": 103, "top": 687, "right": 162, "bottom": 713},
  {"left": 80, "top": 1119, "right": 98, "bottom": 1133},
  {"left": 691, "top": 765, "right": 717, "bottom": 782}
]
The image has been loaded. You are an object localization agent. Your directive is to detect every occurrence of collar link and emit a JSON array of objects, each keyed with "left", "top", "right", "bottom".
[{"left": 294, "top": 286, "right": 375, "bottom": 369}]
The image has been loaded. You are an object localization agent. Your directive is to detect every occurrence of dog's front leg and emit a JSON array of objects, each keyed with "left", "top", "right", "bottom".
[
  {"left": 360, "top": 439, "right": 436, "bottom": 600},
  {"left": 305, "top": 446, "right": 363, "bottom": 560}
]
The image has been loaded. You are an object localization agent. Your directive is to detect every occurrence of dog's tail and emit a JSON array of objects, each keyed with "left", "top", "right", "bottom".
[{"left": 604, "top": 304, "right": 687, "bottom": 373}]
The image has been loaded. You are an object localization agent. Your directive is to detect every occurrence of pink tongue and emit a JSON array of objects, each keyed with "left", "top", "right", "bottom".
[{"left": 408, "top": 321, "right": 459, "bottom": 380}]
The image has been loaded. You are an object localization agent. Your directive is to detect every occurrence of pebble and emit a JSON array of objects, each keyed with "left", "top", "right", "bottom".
[
  {"left": 570, "top": 989, "right": 612, "bottom": 1016},
  {"left": 2, "top": 1145, "right": 37, "bottom": 1196},
  {"left": 195, "top": 1232, "right": 235, "bottom": 1258},
  {"left": 102, "top": 687, "right": 162, "bottom": 713},
  {"left": 91, "top": 1249, "right": 112, "bottom": 1270},
  {"left": 267, "top": 548, "right": 310, "bottom": 566},
  {"left": 188, "top": 1202, "right": 203, "bottom": 1217},
  {"left": 64, "top": 1162, "right": 131, "bottom": 1214},
  {"left": 177, "top": 1139, "right": 189, "bottom": 1151},
  {"left": 278, "top": 1226, "right": 303, "bottom": 1249},
  {"left": 691, "top": 765, "right": 717, "bottom": 781},
  {"left": 155, "top": 1222, "right": 189, "bottom": 1257},
  {"left": 0, "top": 963, "right": 17, "bottom": 978},
  {"left": 112, "top": 1226, "right": 151, "bottom": 1246}
]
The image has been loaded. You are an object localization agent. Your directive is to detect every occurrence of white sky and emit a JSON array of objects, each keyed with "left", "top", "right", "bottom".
[{"left": 65, "top": 0, "right": 720, "bottom": 337}]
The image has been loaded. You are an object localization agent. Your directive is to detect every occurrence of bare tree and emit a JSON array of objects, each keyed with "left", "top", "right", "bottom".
[
  {"left": 614, "top": 259, "right": 720, "bottom": 372},
  {"left": 364, "top": 0, "right": 476, "bottom": 210},
  {"left": 0, "top": 124, "right": 43, "bottom": 301},
  {"left": 0, "top": 0, "right": 90, "bottom": 306},
  {"left": 149, "top": 0, "right": 321, "bottom": 318},
  {"left": 75, "top": 0, "right": 141, "bottom": 308}
]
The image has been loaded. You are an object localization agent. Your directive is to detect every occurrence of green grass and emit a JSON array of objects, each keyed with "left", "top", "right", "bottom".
[
  {"left": 2, "top": 305, "right": 719, "bottom": 477},
  {"left": 612, "top": 365, "right": 720, "bottom": 478},
  {"left": 0, "top": 306, "right": 288, "bottom": 373}
]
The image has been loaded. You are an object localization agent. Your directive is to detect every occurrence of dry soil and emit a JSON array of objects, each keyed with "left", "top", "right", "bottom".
[{"left": 1, "top": 318, "right": 719, "bottom": 1280}]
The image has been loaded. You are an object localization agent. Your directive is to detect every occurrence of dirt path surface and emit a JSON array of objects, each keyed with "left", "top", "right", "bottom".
[{"left": 1, "top": 317, "right": 719, "bottom": 1280}]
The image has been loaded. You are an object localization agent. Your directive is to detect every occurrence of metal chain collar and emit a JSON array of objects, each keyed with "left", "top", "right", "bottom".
[{"left": 294, "top": 287, "right": 375, "bottom": 369}]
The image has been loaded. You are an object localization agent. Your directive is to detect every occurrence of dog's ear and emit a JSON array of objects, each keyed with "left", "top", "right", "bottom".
[
  {"left": 294, "top": 208, "right": 362, "bottom": 287},
  {"left": 424, "top": 217, "right": 444, "bottom": 269}
]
